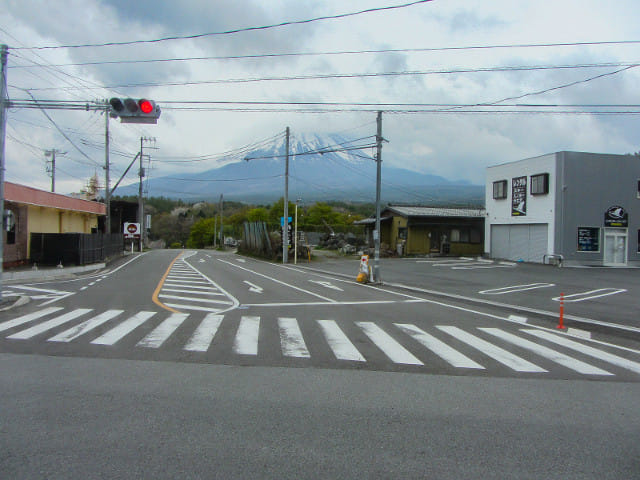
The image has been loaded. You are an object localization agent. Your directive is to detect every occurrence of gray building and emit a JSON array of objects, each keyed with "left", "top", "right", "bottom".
[{"left": 485, "top": 151, "right": 640, "bottom": 266}]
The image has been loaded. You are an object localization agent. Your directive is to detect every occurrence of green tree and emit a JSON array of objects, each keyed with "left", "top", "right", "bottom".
[
  {"left": 187, "top": 217, "right": 217, "bottom": 248},
  {"left": 247, "top": 207, "right": 269, "bottom": 222}
]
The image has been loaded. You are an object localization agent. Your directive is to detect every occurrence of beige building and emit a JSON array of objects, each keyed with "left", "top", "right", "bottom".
[{"left": 3, "top": 182, "right": 106, "bottom": 268}]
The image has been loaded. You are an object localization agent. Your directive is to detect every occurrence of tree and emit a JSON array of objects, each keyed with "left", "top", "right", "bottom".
[
  {"left": 247, "top": 207, "right": 269, "bottom": 222},
  {"left": 187, "top": 218, "right": 217, "bottom": 248}
]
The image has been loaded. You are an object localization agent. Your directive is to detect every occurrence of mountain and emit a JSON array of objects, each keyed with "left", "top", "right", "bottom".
[{"left": 115, "top": 133, "right": 484, "bottom": 205}]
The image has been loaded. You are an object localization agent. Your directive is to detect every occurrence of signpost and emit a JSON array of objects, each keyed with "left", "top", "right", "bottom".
[{"left": 124, "top": 222, "right": 141, "bottom": 253}]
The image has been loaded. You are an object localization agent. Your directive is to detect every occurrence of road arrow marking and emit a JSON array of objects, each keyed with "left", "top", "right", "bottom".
[
  {"left": 309, "top": 280, "right": 344, "bottom": 291},
  {"left": 243, "top": 281, "right": 263, "bottom": 293}
]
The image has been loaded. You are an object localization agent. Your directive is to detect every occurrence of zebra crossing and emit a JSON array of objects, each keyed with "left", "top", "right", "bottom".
[{"left": 2, "top": 306, "right": 640, "bottom": 378}]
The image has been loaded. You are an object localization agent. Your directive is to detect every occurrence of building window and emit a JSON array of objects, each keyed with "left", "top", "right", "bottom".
[
  {"left": 531, "top": 173, "right": 549, "bottom": 195},
  {"left": 4, "top": 209, "right": 15, "bottom": 245},
  {"left": 398, "top": 227, "right": 407, "bottom": 240},
  {"left": 637, "top": 180, "right": 640, "bottom": 199},
  {"left": 493, "top": 180, "right": 507, "bottom": 199},
  {"left": 451, "top": 228, "right": 470, "bottom": 243}
]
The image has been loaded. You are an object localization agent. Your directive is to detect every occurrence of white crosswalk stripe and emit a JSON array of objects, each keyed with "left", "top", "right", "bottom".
[
  {"left": 48, "top": 310, "right": 124, "bottom": 343},
  {"left": 184, "top": 314, "right": 223, "bottom": 352},
  {"left": 136, "top": 313, "right": 188, "bottom": 348},
  {"left": 317, "top": 319, "right": 366, "bottom": 362},
  {"left": 278, "top": 317, "right": 310, "bottom": 358},
  {"left": 2, "top": 307, "right": 640, "bottom": 378},
  {"left": 356, "top": 321, "right": 424, "bottom": 365},
  {"left": 523, "top": 329, "right": 640, "bottom": 375},
  {"left": 0, "top": 307, "right": 64, "bottom": 333},
  {"left": 436, "top": 325, "right": 547, "bottom": 372},
  {"left": 7, "top": 309, "right": 93, "bottom": 340},
  {"left": 234, "top": 316, "right": 260, "bottom": 355},
  {"left": 91, "top": 311, "right": 157, "bottom": 345},
  {"left": 395, "top": 323, "right": 484, "bottom": 369},
  {"left": 479, "top": 327, "right": 613, "bottom": 376}
]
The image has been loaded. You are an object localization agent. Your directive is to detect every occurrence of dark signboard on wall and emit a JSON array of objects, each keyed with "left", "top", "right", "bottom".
[
  {"left": 577, "top": 227, "right": 600, "bottom": 252},
  {"left": 512, "top": 176, "right": 527, "bottom": 216},
  {"left": 604, "top": 206, "right": 628, "bottom": 227}
]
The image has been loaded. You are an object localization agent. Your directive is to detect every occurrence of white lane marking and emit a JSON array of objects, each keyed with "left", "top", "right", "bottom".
[
  {"left": 48, "top": 310, "right": 124, "bottom": 343},
  {"left": 179, "top": 259, "right": 239, "bottom": 314},
  {"left": 91, "top": 311, "right": 157, "bottom": 345},
  {"left": 162, "top": 283, "right": 221, "bottom": 291},
  {"left": 522, "top": 329, "right": 640, "bottom": 374},
  {"left": 317, "top": 320, "right": 366, "bottom": 362},
  {"left": 508, "top": 315, "right": 528, "bottom": 323},
  {"left": 7, "top": 309, "right": 93, "bottom": 340},
  {"left": 394, "top": 323, "right": 484, "bottom": 369},
  {"left": 163, "top": 303, "right": 234, "bottom": 312},
  {"left": 309, "top": 280, "right": 344, "bottom": 291},
  {"left": 218, "top": 259, "right": 336, "bottom": 303},
  {"left": 136, "top": 313, "right": 188, "bottom": 348},
  {"left": 234, "top": 316, "right": 260, "bottom": 355},
  {"left": 158, "top": 294, "right": 235, "bottom": 305},
  {"left": 356, "top": 322, "right": 423, "bottom": 365},
  {"left": 184, "top": 314, "right": 223, "bottom": 352},
  {"left": 479, "top": 328, "right": 612, "bottom": 376},
  {"left": 436, "top": 326, "right": 547, "bottom": 373},
  {"left": 243, "top": 281, "right": 264, "bottom": 294},
  {"left": 278, "top": 317, "right": 310, "bottom": 358},
  {"left": 453, "top": 264, "right": 516, "bottom": 270},
  {"left": 479, "top": 283, "right": 555, "bottom": 295},
  {"left": 0, "top": 307, "right": 64, "bottom": 333},
  {"left": 161, "top": 288, "right": 226, "bottom": 296},
  {"left": 552, "top": 288, "right": 627, "bottom": 302}
]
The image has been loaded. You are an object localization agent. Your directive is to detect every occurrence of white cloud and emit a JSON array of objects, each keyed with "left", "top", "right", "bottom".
[{"left": 2, "top": 0, "right": 640, "bottom": 195}]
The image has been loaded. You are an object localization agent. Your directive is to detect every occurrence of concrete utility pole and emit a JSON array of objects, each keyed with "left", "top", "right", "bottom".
[
  {"left": 104, "top": 108, "right": 110, "bottom": 234},
  {"left": 283, "top": 126, "right": 290, "bottom": 263},
  {"left": 44, "top": 149, "right": 66, "bottom": 192},
  {"left": 219, "top": 194, "right": 224, "bottom": 247},
  {"left": 138, "top": 137, "right": 144, "bottom": 252},
  {"left": 373, "top": 111, "right": 383, "bottom": 283},
  {"left": 0, "top": 44, "right": 8, "bottom": 302}
]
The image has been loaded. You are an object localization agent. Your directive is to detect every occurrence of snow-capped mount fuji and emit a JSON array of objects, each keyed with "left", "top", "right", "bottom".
[{"left": 116, "top": 133, "right": 483, "bottom": 204}]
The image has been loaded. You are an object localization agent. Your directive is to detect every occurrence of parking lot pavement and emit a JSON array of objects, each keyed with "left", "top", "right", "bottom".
[{"left": 296, "top": 254, "right": 640, "bottom": 343}]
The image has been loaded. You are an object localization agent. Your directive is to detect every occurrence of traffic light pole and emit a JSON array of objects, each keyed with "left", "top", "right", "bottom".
[
  {"left": 0, "top": 45, "right": 8, "bottom": 302},
  {"left": 138, "top": 137, "right": 144, "bottom": 252}
]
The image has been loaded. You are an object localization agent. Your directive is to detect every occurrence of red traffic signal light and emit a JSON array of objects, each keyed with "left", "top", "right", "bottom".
[
  {"left": 139, "top": 99, "right": 154, "bottom": 114},
  {"left": 108, "top": 97, "right": 161, "bottom": 124}
]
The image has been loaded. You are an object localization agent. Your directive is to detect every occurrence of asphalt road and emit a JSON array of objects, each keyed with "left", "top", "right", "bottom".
[{"left": 1, "top": 249, "right": 640, "bottom": 479}]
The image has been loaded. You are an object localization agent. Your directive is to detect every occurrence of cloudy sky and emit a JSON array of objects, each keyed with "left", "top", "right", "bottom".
[{"left": 2, "top": 0, "right": 640, "bottom": 197}]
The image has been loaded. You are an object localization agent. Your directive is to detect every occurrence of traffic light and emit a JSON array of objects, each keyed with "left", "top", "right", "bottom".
[{"left": 109, "top": 98, "right": 161, "bottom": 124}]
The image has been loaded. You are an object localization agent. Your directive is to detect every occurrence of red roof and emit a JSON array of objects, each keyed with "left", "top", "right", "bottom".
[{"left": 4, "top": 182, "right": 106, "bottom": 215}]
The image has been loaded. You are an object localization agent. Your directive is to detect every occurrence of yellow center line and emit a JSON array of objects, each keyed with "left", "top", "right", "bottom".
[{"left": 152, "top": 252, "right": 184, "bottom": 313}]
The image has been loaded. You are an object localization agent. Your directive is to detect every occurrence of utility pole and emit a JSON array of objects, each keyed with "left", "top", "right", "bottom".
[
  {"left": 0, "top": 45, "right": 8, "bottom": 302},
  {"left": 219, "top": 194, "right": 224, "bottom": 247},
  {"left": 44, "top": 149, "right": 66, "bottom": 192},
  {"left": 373, "top": 111, "right": 383, "bottom": 283},
  {"left": 104, "top": 107, "right": 110, "bottom": 234},
  {"left": 138, "top": 137, "right": 144, "bottom": 252},
  {"left": 283, "top": 126, "right": 290, "bottom": 263}
]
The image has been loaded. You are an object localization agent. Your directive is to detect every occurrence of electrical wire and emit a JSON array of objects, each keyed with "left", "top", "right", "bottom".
[{"left": 14, "top": 1, "right": 434, "bottom": 50}]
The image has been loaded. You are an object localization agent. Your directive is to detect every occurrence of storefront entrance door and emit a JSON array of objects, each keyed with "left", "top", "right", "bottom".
[{"left": 603, "top": 228, "right": 627, "bottom": 266}]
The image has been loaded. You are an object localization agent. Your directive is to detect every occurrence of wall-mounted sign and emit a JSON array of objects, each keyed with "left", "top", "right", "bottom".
[
  {"left": 511, "top": 176, "right": 527, "bottom": 216},
  {"left": 577, "top": 227, "right": 600, "bottom": 252},
  {"left": 604, "top": 206, "right": 628, "bottom": 227}
]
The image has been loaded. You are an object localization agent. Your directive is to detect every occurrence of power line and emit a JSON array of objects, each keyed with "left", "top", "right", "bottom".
[
  {"left": 13, "top": 1, "right": 435, "bottom": 50},
  {"left": 10, "top": 40, "right": 640, "bottom": 69},
  {"left": 23, "top": 61, "right": 640, "bottom": 92}
]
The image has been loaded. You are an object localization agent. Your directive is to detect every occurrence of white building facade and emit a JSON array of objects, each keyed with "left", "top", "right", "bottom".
[{"left": 485, "top": 151, "right": 640, "bottom": 266}]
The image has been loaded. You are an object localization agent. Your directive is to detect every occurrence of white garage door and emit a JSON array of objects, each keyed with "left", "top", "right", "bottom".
[{"left": 490, "top": 224, "right": 548, "bottom": 263}]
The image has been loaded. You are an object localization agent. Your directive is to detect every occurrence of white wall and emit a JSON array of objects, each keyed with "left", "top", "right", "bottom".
[{"left": 484, "top": 153, "right": 557, "bottom": 255}]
